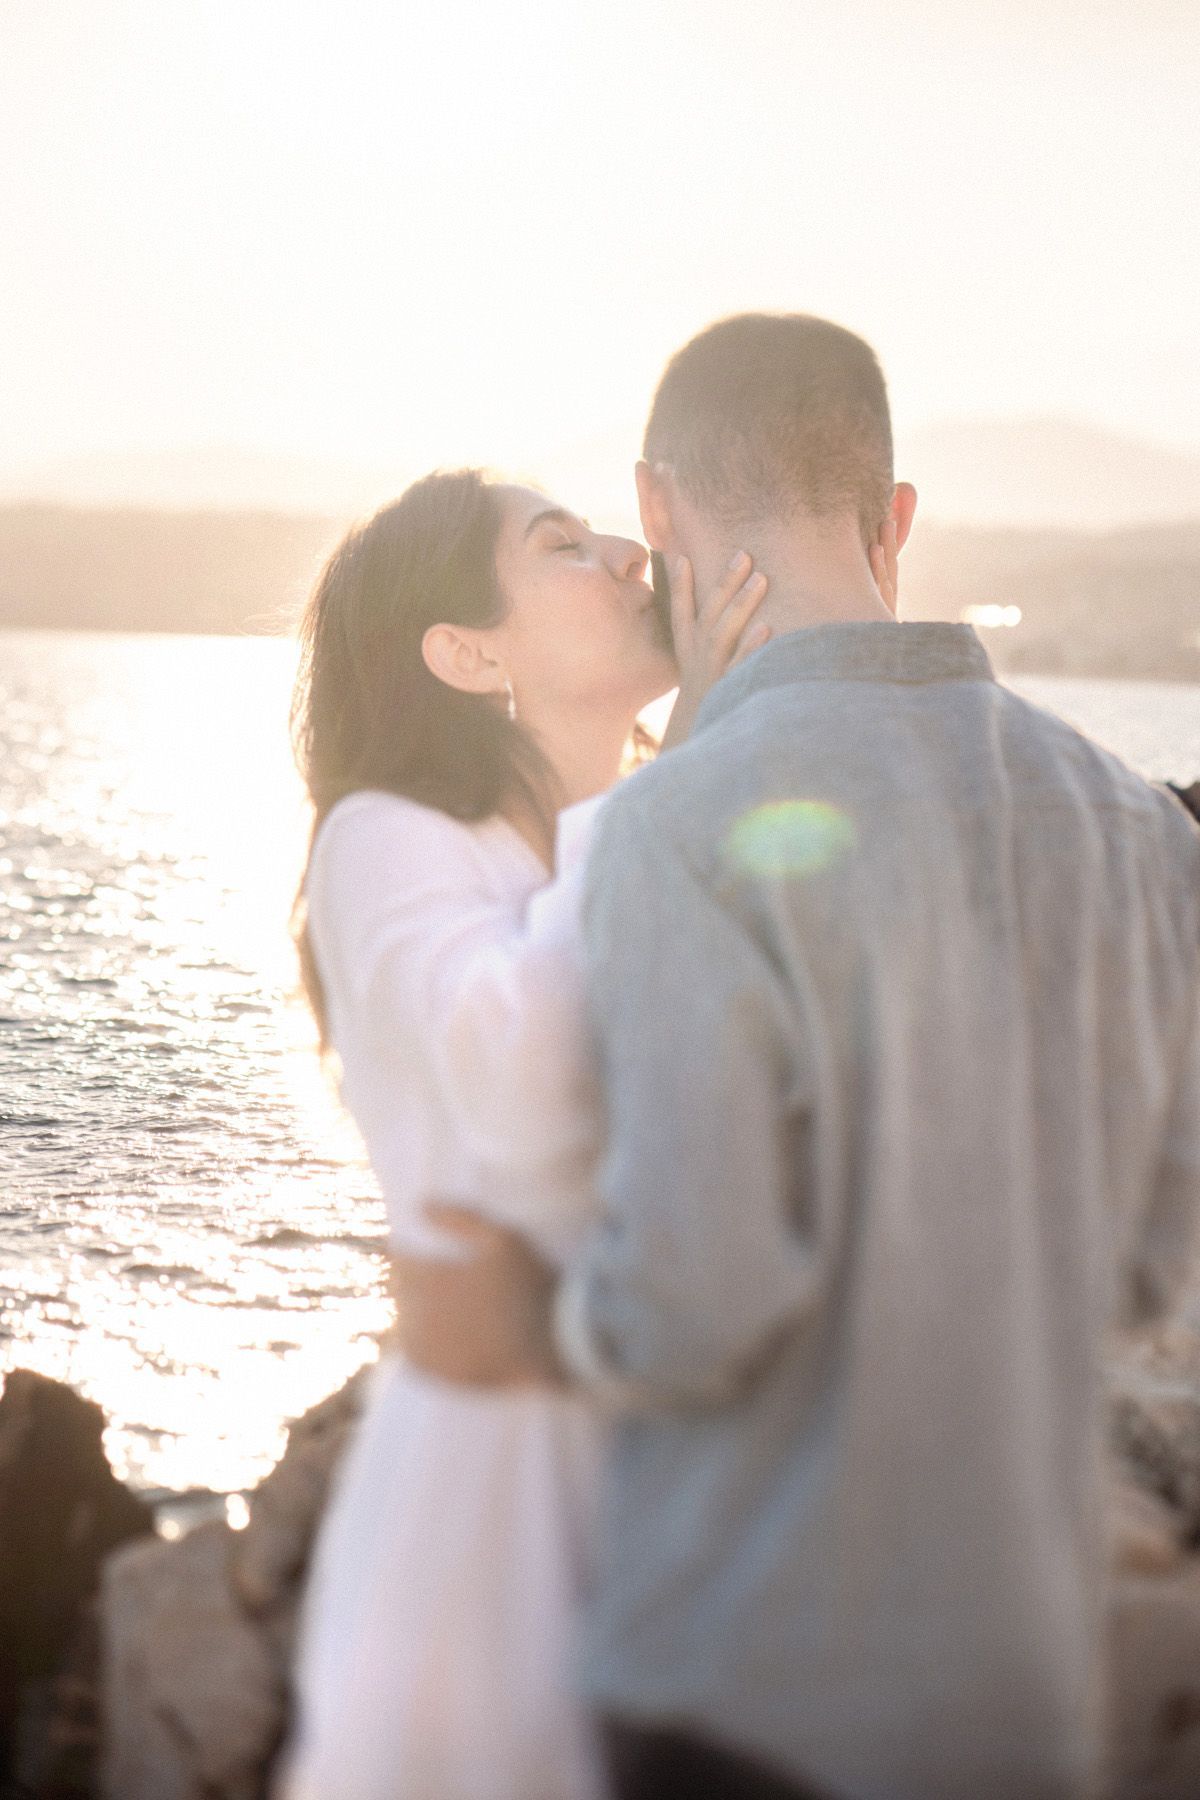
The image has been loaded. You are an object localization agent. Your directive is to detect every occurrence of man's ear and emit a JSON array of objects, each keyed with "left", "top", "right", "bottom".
[
  {"left": 890, "top": 481, "right": 917, "bottom": 552},
  {"left": 421, "top": 623, "right": 504, "bottom": 697},
  {"left": 634, "top": 460, "right": 673, "bottom": 551}
]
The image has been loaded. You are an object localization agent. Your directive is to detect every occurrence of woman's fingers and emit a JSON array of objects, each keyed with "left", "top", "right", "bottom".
[
  {"left": 712, "top": 569, "right": 768, "bottom": 657},
  {"left": 729, "top": 621, "right": 772, "bottom": 668},
  {"left": 699, "top": 550, "right": 754, "bottom": 623},
  {"left": 870, "top": 540, "right": 895, "bottom": 610},
  {"left": 422, "top": 1202, "right": 503, "bottom": 1244},
  {"left": 871, "top": 517, "right": 899, "bottom": 607},
  {"left": 884, "top": 516, "right": 900, "bottom": 604},
  {"left": 389, "top": 1207, "right": 500, "bottom": 1317},
  {"left": 666, "top": 553, "right": 768, "bottom": 746},
  {"left": 668, "top": 555, "right": 697, "bottom": 660}
]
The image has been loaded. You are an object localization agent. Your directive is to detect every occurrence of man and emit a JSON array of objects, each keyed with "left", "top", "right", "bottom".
[{"left": 394, "top": 314, "right": 1200, "bottom": 1799}]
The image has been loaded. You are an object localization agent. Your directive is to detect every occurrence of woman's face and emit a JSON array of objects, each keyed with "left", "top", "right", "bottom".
[{"left": 486, "top": 485, "right": 677, "bottom": 724}]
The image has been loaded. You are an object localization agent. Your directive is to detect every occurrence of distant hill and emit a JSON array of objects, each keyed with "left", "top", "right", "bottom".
[
  {"left": 1, "top": 504, "right": 1198, "bottom": 681},
  {"left": 903, "top": 418, "right": 1200, "bottom": 530},
  {"left": 0, "top": 505, "right": 345, "bottom": 637},
  {"left": 902, "top": 519, "right": 1200, "bottom": 680},
  {"left": 0, "top": 447, "right": 412, "bottom": 517},
  {"left": 5, "top": 416, "right": 1200, "bottom": 536}
]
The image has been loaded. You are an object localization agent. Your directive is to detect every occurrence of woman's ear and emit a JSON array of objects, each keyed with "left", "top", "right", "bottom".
[{"left": 421, "top": 623, "right": 505, "bottom": 697}]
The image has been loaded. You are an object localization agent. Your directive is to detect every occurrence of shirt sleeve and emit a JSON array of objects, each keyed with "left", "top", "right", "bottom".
[
  {"left": 1122, "top": 981, "right": 1200, "bottom": 1327},
  {"left": 306, "top": 792, "right": 604, "bottom": 1169},
  {"left": 554, "top": 798, "right": 823, "bottom": 1408}
]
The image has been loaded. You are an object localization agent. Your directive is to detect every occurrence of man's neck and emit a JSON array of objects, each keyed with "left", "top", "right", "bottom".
[{"left": 683, "top": 519, "right": 895, "bottom": 640}]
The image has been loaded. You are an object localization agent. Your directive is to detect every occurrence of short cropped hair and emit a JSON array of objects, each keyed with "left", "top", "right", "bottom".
[{"left": 643, "top": 313, "right": 894, "bottom": 542}]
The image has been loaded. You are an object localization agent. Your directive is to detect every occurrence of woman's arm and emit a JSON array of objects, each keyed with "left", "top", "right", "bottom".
[{"left": 307, "top": 791, "right": 603, "bottom": 1170}]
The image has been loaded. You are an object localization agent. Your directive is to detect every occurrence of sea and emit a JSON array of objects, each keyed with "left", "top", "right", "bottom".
[{"left": 3, "top": 629, "right": 1200, "bottom": 1522}]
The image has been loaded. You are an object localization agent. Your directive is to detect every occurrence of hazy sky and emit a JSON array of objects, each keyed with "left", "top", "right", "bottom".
[{"left": 2, "top": 0, "right": 1198, "bottom": 501}]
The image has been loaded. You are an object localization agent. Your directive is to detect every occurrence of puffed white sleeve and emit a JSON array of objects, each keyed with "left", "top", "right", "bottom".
[{"left": 305, "top": 791, "right": 605, "bottom": 1169}]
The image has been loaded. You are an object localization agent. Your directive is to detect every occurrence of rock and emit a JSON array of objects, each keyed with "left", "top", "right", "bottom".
[
  {"left": 1110, "top": 1321, "right": 1200, "bottom": 1540},
  {"left": 101, "top": 1521, "right": 284, "bottom": 1800},
  {"left": 1115, "top": 1386, "right": 1200, "bottom": 1528},
  {"left": 100, "top": 1365, "right": 368, "bottom": 1800},
  {"left": 12, "top": 1598, "right": 103, "bottom": 1800},
  {"left": 1112, "top": 1475, "right": 1187, "bottom": 1576},
  {"left": 1106, "top": 1334, "right": 1200, "bottom": 1789},
  {"left": 0, "top": 1369, "right": 154, "bottom": 1786},
  {"left": 230, "top": 1366, "right": 368, "bottom": 1662},
  {"left": 1166, "top": 781, "right": 1200, "bottom": 827},
  {"left": 1111, "top": 1562, "right": 1200, "bottom": 1797},
  {"left": 1123, "top": 1321, "right": 1200, "bottom": 1387}
]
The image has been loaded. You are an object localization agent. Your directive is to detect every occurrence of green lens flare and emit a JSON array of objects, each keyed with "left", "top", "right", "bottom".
[{"left": 722, "top": 800, "right": 857, "bottom": 879}]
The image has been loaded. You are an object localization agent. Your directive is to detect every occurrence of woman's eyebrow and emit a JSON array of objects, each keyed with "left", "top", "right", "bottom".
[{"left": 523, "top": 507, "right": 589, "bottom": 539}]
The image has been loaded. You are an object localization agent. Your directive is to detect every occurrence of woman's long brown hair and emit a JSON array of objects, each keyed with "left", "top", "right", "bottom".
[{"left": 290, "top": 468, "right": 557, "bottom": 1040}]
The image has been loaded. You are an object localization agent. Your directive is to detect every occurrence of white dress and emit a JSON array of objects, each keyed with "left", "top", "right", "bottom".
[{"left": 282, "top": 789, "right": 609, "bottom": 1800}]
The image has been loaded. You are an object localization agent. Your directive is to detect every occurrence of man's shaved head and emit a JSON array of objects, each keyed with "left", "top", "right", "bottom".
[{"left": 643, "top": 312, "right": 894, "bottom": 546}]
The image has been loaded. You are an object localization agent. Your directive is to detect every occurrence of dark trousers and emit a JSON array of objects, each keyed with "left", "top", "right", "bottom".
[{"left": 601, "top": 1717, "right": 836, "bottom": 1800}]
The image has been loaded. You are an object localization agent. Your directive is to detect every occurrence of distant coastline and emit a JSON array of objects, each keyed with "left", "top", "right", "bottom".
[
  {"left": 0, "top": 503, "right": 344, "bottom": 640},
  {"left": 1, "top": 504, "right": 1199, "bottom": 682},
  {"left": 902, "top": 517, "right": 1200, "bottom": 682}
]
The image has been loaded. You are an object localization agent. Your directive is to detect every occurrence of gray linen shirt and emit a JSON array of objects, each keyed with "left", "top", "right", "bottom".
[{"left": 557, "top": 622, "right": 1200, "bottom": 1800}]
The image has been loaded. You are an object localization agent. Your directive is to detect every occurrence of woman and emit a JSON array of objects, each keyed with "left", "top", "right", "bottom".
[{"left": 280, "top": 467, "right": 772, "bottom": 1800}]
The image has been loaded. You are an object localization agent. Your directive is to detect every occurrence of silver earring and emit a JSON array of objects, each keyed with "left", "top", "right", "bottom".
[{"left": 504, "top": 678, "right": 517, "bottom": 722}]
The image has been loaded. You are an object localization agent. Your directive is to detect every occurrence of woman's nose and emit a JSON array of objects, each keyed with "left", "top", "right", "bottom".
[{"left": 608, "top": 536, "right": 648, "bottom": 582}]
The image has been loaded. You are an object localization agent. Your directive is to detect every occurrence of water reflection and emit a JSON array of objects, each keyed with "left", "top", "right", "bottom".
[
  {"left": 2, "top": 644, "right": 1200, "bottom": 1502},
  {"left": 0, "top": 632, "right": 387, "bottom": 1499}
]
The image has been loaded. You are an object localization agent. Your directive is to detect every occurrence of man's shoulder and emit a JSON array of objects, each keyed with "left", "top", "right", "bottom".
[
  {"left": 997, "top": 684, "right": 1191, "bottom": 810},
  {"left": 992, "top": 683, "right": 1200, "bottom": 889}
]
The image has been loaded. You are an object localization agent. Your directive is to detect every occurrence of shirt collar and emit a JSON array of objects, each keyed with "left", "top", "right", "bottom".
[{"left": 693, "top": 621, "right": 996, "bottom": 735}]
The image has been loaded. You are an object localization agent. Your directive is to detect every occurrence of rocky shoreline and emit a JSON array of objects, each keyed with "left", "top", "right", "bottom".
[
  {"left": 4, "top": 1333, "right": 1200, "bottom": 1799},
  {"left": 0, "top": 1366, "right": 366, "bottom": 1800}
]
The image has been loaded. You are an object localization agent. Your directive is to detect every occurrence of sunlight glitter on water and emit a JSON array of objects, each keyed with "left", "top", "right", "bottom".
[
  {"left": 3, "top": 636, "right": 1200, "bottom": 1501},
  {"left": 1, "top": 632, "right": 388, "bottom": 1498}
]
